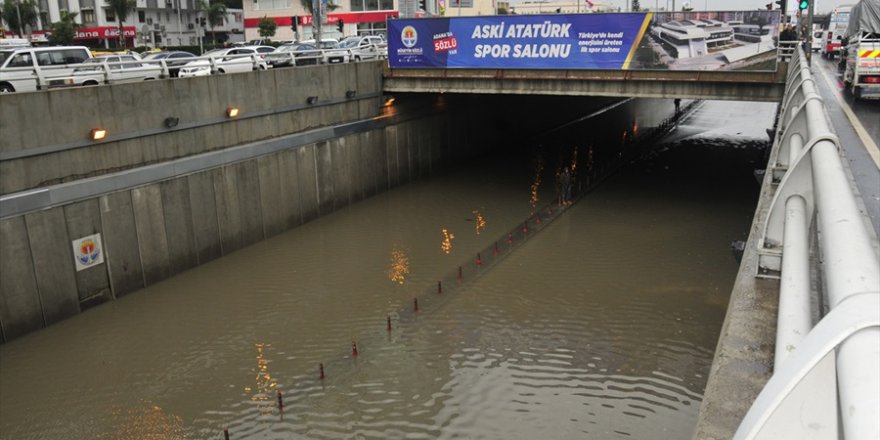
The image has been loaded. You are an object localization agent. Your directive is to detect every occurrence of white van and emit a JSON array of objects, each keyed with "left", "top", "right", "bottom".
[{"left": 0, "top": 46, "right": 92, "bottom": 93}]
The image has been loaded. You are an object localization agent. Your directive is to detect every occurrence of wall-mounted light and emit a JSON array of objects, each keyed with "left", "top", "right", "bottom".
[
  {"left": 306, "top": 96, "right": 319, "bottom": 105},
  {"left": 226, "top": 107, "right": 240, "bottom": 118},
  {"left": 163, "top": 116, "right": 180, "bottom": 128},
  {"left": 89, "top": 128, "right": 107, "bottom": 141},
  {"left": 345, "top": 90, "right": 356, "bottom": 99},
  {"left": 383, "top": 96, "right": 396, "bottom": 107}
]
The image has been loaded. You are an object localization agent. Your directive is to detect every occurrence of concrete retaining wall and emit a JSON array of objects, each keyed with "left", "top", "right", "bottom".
[
  {"left": 0, "top": 62, "right": 383, "bottom": 194},
  {"left": 0, "top": 106, "right": 485, "bottom": 342}
]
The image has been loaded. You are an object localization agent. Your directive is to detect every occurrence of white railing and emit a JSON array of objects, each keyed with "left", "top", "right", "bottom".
[
  {"left": 0, "top": 43, "right": 389, "bottom": 92},
  {"left": 737, "top": 46, "right": 880, "bottom": 440}
]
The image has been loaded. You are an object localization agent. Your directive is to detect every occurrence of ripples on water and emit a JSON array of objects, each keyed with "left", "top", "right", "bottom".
[{"left": 0, "top": 102, "right": 765, "bottom": 439}]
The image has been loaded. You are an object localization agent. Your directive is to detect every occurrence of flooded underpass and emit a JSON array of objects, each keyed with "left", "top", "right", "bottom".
[{"left": 0, "top": 99, "right": 776, "bottom": 439}]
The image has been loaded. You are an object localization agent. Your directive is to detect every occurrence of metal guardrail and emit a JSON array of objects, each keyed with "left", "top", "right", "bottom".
[
  {"left": 736, "top": 46, "right": 880, "bottom": 439},
  {"left": 0, "top": 44, "right": 388, "bottom": 91}
]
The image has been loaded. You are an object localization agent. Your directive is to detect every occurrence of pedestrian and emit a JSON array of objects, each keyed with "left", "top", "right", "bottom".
[
  {"left": 559, "top": 166, "right": 572, "bottom": 206},
  {"left": 674, "top": 98, "right": 681, "bottom": 114}
]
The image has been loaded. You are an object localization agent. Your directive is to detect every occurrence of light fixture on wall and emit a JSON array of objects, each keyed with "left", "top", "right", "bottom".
[
  {"left": 89, "top": 128, "right": 107, "bottom": 141},
  {"left": 306, "top": 96, "right": 319, "bottom": 105},
  {"left": 345, "top": 90, "right": 356, "bottom": 99},
  {"left": 163, "top": 116, "right": 180, "bottom": 128},
  {"left": 226, "top": 107, "right": 240, "bottom": 118},
  {"left": 383, "top": 96, "right": 396, "bottom": 107}
]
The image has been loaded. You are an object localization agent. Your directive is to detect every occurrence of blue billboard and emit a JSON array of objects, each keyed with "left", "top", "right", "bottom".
[{"left": 388, "top": 11, "right": 781, "bottom": 71}]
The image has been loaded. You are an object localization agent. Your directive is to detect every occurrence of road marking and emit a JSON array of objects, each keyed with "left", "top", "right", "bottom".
[{"left": 814, "top": 61, "right": 880, "bottom": 169}]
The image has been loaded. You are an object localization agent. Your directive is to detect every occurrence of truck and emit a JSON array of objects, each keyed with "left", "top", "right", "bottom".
[
  {"left": 822, "top": 4, "right": 854, "bottom": 58},
  {"left": 842, "top": 0, "right": 880, "bottom": 99}
]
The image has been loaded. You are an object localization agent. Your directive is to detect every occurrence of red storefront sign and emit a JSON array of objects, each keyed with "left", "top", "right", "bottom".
[
  {"left": 74, "top": 26, "right": 137, "bottom": 40},
  {"left": 243, "top": 11, "right": 397, "bottom": 28}
]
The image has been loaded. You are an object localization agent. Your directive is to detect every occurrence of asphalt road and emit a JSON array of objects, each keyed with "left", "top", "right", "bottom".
[{"left": 810, "top": 53, "right": 880, "bottom": 240}]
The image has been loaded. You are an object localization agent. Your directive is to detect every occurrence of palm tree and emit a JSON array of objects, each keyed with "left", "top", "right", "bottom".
[
  {"left": 203, "top": 0, "right": 227, "bottom": 45},
  {"left": 106, "top": 0, "right": 135, "bottom": 48}
]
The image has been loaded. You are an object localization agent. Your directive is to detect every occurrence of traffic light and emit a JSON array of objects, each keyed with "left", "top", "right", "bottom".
[
  {"left": 337, "top": 18, "right": 344, "bottom": 33},
  {"left": 291, "top": 16, "right": 296, "bottom": 31},
  {"left": 418, "top": 0, "right": 426, "bottom": 10},
  {"left": 798, "top": 0, "right": 809, "bottom": 10},
  {"left": 766, "top": 3, "right": 772, "bottom": 10},
  {"left": 775, "top": 0, "right": 784, "bottom": 10},
  {"left": 199, "top": 17, "right": 206, "bottom": 26}
]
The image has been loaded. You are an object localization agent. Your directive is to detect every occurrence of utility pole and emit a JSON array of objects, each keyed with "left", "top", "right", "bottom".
[
  {"left": 15, "top": 0, "right": 24, "bottom": 37},
  {"left": 806, "top": 0, "right": 814, "bottom": 63},
  {"left": 176, "top": 0, "right": 183, "bottom": 46}
]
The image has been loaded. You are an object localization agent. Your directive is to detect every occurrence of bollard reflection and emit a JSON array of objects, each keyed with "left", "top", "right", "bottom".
[
  {"left": 530, "top": 156, "right": 544, "bottom": 209},
  {"left": 244, "top": 343, "right": 277, "bottom": 416},
  {"left": 472, "top": 210, "right": 486, "bottom": 236}
]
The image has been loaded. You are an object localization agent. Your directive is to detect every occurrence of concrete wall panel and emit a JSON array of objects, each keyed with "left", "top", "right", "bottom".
[
  {"left": 385, "top": 125, "right": 400, "bottom": 189},
  {"left": 24, "top": 208, "right": 79, "bottom": 325},
  {"left": 296, "top": 144, "right": 319, "bottom": 223},
  {"left": 331, "top": 137, "right": 352, "bottom": 207},
  {"left": 235, "top": 160, "right": 265, "bottom": 247},
  {"left": 277, "top": 149, "right": 303, "bottom": 229},
  {"left": 213, "top": 165, "right": 244, "bottom": 254},
  {"left": 314, "top": 141, "right": 335, "bottom": 215},
  {"left": 132, "top": 185, "right": 171, "bottom": 285},
  {"left": 0, "top": 217, "right": 43, "bottom": 341},
  {"left": 63, "top": 199, "right": 112, "bottom": 305},
  {"left": 258, "top": 155, "right": 285, "bottom": 238},
  {"left": 100, "top": 192, "right": 145, "bottom": 297},
  {"left": 160, "top": 178, "right": 198, "bottom": 275},
  {"left": 187, "top": 170, "right": 222, "bottom": 264}
]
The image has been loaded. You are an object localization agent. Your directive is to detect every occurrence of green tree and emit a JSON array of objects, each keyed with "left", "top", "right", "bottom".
[
  {"left": 631, "top": 0, "right": 640, "bottom": 11},
  {"left": 48, "top": 10, "right": 79, "bottom": 45},
  {"left": 496, "top": 5, "right": 508, "bottom": 14},
  {"left": 200, "top": 0, "right": 227, "bottom": 44},
  {"left": 106, "top": 0, "right": 135, "bottom": 48},
  {"left": 1, "top": 0, "right": 38, "bottom": 38},
  {"left": 257, "top": 16, "right": 276, "bottom": 40}
]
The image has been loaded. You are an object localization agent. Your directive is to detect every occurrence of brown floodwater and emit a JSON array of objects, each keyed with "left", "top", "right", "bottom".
[{"left": 0, "top": 100, "right": 773, "bottom": 440}]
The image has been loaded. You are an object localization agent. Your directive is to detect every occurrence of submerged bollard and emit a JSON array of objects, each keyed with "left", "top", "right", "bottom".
[
  {"left": 476, "top": 253, "right": 482, "bottom": 267},
  {"left": 438, "top": 281, "right": 443, "bottom": 294},
  {"left": 387, "top": 315, "right": 392, "bottom": 332},
  {"left": 493, "top": 242, "right": 499, "bottom": 256},
  {"left": 458, "top": 266, "right": 463, "bottom": 281},
  {"left": 224, "top": 428, "right": 230, "bottom": 440},
  {"left": 319, "top": 363, "right": 325, "bottom": 380},
  {"left": 277, "top": 390, "right": 284, "bottom": 411},
  {"left": 507, "top": 233, "right": 513, "bottom": 245},
  {"left": 522, "top": 222, "right": 529, "bottom": 234},
  {"left": 352, "top": 340, "right": 359, "bottom": 357},
  {"left": 536, "top": 214, "right": 542, "bottom": 224},
  {"left": 413, "top": 297, "right": 419, "bottom": 312}
]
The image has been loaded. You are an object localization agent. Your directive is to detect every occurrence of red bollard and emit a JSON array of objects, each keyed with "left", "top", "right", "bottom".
[
  {"left": 522, "top": 222, "right": 529, "bottom": 233},
  {"left": 277, "top": 390, "right": 284, "bottom": 411},
  {"left": 493, "top": 242, "right": 499, "bottom": 256},
  {"left": 507, "top": 233, "right": 513, "bottom": 244},
  {"left": 387, "top": 315, "right": 392, "bottom": 332},
  {"left": 457, "top": 266, "right": 463, "bottom": 281},
  {"left": 352, "top": 340, "right": 359, "bottom": 357},
  {"left": 319, "top": 363, "right": 325, "bottom": 380},
  {"left": 438, "top": 281, "right": 443, "bottom": 294},
  {"left": 536, "top": 214, "right": 542, "bottom": 224},
  {"left": 413, "top": 297, "right": 419, "bottom": 312},
  {"left": 224, "top": 428, "right": 230, "bottom": 440},
  {"left": 476, "top": 253, "right": 482, "bottom": 267}
]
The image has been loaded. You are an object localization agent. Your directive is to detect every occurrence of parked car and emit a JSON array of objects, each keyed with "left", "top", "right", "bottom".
[
  {"left": 142, "top": 51, "right": 197, "bottom": 77},
  {"left": 178, "top": 47, "right": 269, "bottom": 77},
  {"left": 60, "top": 54, "right": 162, "bottom": 87},
  {"left": 325, "top": 35, "right": 385, "bottom": 63},
  {"left": 265, "top": 43, "right": 322, "bottom": 67},
  {"left": 0, "top": 45, "right": 92, "bottom": 93},
  {"left": 299, "top": 39, "right": 341, "bottom": 63}
]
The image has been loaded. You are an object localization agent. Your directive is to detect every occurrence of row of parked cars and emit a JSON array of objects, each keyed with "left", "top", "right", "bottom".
[{"left": 0, "top": 35, "right": 387, "bottom": 93}]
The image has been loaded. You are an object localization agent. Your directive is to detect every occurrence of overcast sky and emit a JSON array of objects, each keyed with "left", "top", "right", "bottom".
[{"left": 517, "top": 0, "right": 857, "bottom": 15}]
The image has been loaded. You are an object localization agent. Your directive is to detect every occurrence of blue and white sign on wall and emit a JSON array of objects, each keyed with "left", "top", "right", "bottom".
[{"left": 388, "top": 11, "right": 781, "bottom": 71}]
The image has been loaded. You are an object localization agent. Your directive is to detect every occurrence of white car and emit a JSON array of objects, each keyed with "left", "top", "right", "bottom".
[
  {"left": 178, "top": 47, "right": 269, "bottom": 77},
  {"left": 299, "top": 39, "right": 340, "bottom": 64},
  {"left": 325, "top": 35, "right": 386, "bottom": 63},
  {"left": 57, "top": 54, "right": 162, "bottom": 87}
]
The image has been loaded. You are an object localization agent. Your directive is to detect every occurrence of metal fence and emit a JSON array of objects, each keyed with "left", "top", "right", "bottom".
[{"left": 736, "top": 45, "right": 880, "bottom": 440}]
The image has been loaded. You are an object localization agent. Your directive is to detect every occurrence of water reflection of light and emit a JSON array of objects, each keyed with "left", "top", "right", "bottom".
[
  {"left": 441, "top": 228, "right": 455, "bottom": 254},
  {"left": 588, "top": 145, "right": 595, "bottom": 173},
  {"left": 472, "top": 210, "right": 486, "bottom": 235},
  {"left": 388, "top": 245, "right": 410, "bottom": 284},
  {"left": 633, "top": 118, "right": 639, "bottom": 136},
  {"left": 108, "top": 403, "right": 185, "bottom": 440},
  {"left": 246, "top": 343, "right": 277, "bottom": 416},
  {"left": 530, "top": 157, "right": 544, "bottom": 208}
]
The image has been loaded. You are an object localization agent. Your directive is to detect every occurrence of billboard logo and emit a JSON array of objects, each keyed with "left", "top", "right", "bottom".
[
  {"left": 72, "top": 233, "right": 105, "bottom": 271},
  {"left": 401, "top": 25, "right": 418, "bottom": 48}
]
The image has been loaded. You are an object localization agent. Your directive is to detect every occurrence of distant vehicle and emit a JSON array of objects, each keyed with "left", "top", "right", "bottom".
[
  {"left": 265, "top": 43, "right": 322, "bottom": 67},
  {"left": 812, "top": 30, "right": 823, "bottom": 52},
  {"left": 300, "top": 39, "right": 340, "bottom": 63},
  {"left": 177, "top": 47, "right": 269, "bottom": 77},
  {"left": 0, "top": 45, "right": 92, "bottom": 93},
  {"left": 842, "top": 0, "right": 880, "bottom": 100},
  {"left": 324, "top": 35, "right": 385, "bottom": 63},
  {"left": 60, "top": 54, "right": 162, "bottom": 87},
  {"left": 822, "top": 4, "right": 854, "bottom": 58},
  {"left": 142, "top": 51, "right": 197, "bottom": 77},
  {"left": 234, "top": 39, "right": 271, "bottom": 47},
  {"left": 0, "top": 38, "right": 30, "bottom": 48}
]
